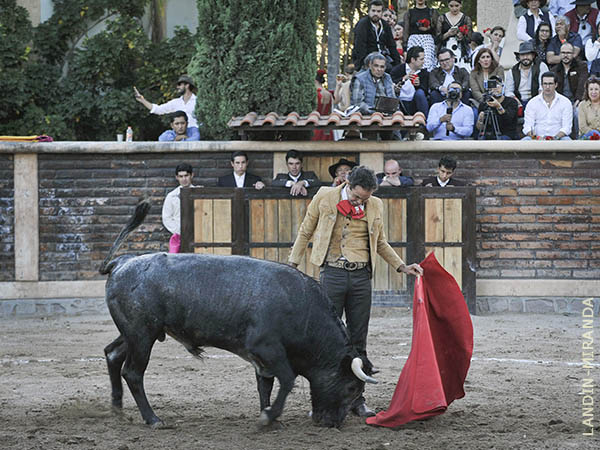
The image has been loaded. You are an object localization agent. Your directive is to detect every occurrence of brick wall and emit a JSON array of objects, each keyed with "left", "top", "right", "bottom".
[
  {"left": 37, "top": 152, "right": 273, "bottom": 280},
  {"left": 387, "top": 151, "right": 600, "bottom": 281},
  {"left": 0, "top": 154, "right": 14, "bottom": 281}
]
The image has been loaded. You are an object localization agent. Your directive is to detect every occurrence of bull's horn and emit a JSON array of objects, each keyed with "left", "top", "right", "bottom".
[{"left": 351, "top": 357, "right": 378, "bottom": 384}]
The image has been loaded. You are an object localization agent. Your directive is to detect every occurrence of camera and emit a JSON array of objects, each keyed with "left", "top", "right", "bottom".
[
  {"left": 482, "top": 79, "right": 499, "bottom": 103},
  {"left": 447, "top": 87, "right": 461, "bottom": 100}
]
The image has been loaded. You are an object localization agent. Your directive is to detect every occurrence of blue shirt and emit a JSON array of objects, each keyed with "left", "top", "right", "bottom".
[
  {"left": 547, "top": 32, "right": 584, "bottom": 57},
  {"left": 158, "top": 126, "right": 200, "bottom": 142},
  {"left": 426, "top": 100, "right": 474, "bottom": 140}
]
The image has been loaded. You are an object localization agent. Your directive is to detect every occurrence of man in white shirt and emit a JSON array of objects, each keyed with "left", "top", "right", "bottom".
[
  {"left": 134, "top": 75, "right": 198, "bottom": 128},
  {"left": 162, "top": 163, "right": 195, "bottom": 253},
  {"left": 217, "top": 151, "right": 265, "bottom": 189},
  {"left": 272, "top": 150, "right": 320, "bottom": 196},
  {"left": 522, "top": 71, "right": 573, "bottom": 139}
]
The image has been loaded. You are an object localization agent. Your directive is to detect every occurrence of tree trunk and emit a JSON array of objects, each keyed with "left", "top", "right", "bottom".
[
  {"left": 319, "top": 0, "right": 328, "bottom": 70},
  {"left": 327, "top": 0, "right": 341, "bottom": 85},
  {"left": 343, "top": 0, "right": 359, "bottom": 68}
]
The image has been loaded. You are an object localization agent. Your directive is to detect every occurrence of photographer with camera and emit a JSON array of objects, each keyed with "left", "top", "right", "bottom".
[
  {"left": 426, "top": 81, "right": 474, "bottom": 140},
  {"left": 475, "top": 76, "right": 519, "bottom": 140}
]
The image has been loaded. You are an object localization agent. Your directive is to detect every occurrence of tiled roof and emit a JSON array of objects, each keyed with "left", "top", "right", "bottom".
[{"left": 228, "top": 111, "right": 426, "bottom": 130}]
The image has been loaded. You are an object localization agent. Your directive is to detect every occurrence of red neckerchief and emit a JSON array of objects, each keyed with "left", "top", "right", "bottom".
[{"left": 336, "top": 199, "right": 366, "bottom": 219}]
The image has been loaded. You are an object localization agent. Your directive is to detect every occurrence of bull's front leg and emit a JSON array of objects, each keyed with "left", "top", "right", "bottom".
[{"left": 255, "top": 373, "right": 274, "bottom": 411}]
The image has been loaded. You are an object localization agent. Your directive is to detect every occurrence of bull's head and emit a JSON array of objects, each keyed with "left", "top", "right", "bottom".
[{"left": 309, "top": 355, "right": 378, "bottom": 428}]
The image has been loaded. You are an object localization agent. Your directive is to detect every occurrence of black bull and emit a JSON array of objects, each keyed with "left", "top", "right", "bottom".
[{"left": 99, "top": 201, "right": 377, "bottom": 428}]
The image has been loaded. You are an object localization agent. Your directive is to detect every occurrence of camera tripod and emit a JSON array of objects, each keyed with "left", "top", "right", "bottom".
[{"left": 478, "top": 107, "right": 501, "bottom": 140}]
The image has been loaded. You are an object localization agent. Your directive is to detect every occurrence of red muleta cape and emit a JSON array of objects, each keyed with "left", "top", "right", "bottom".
[{"left": 366, "top": 252, "right": 473, "bottom": 427}]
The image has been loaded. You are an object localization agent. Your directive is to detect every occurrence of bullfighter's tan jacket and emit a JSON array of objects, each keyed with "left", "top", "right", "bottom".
[{"left": 288, "top": 184, "right": 405, "bottom": 274}]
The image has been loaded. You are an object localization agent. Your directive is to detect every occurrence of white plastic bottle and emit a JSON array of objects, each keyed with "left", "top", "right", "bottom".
[{"left": 126, "top": 126, "right": 133, "bottom": 142}]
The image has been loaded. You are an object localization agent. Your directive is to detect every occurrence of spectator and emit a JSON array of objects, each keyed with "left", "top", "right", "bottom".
[
  {"left": 565, "top": 0, "right": 600, "bottom": 46},
  {"left": 352, "top": 0, "right": 401, "bottom": 71},
  {"left": 470, "top": 48, "right": 505, "bottom": 109},
  {"left": 549, "top": 0, "right": 575, "bottom": 17},
  {"left": 552, "top": 42, "right": 588, "bottom": 105},
  {"left": 333, "top": 64, "right": 355, "bottom": 112},
  {"left": 530, "top": 22, "right": 553, "bottom": 65},
  {"left": 313, "top": 70, "right": 334, "bottom": 141},
  {"left": 162, "top": 163, "right": 196, "bottom": 253},
  {"left": 485, "top": 26, "right": 507, "bottom": 63},
  {"left": 547, "top": 15, "right": 583, "bottom": 64},
  {"left": 377, "top": 159, "right": 415, "bottom": 186},
  {"left": 429, "top": 48, "right": 471, "bottom": 105},
  {"left": 436, "top": 0, "right": 473, "bottom": 70},
  {"left": 426, "top": 81, "right": 474, "bottom": 140},
  {"left": 468, "top": 32, "right": 486, "bottom": 67},
  {"left": 505, "top": 41, "right": 550, "bottom": 108},
  {"left": 393, "top": 23, "right": 406, "bottom": 63},
  {"left": 578, "top": 76, "right": 600, "bottom": 137},
  {"left": 135, "top": 75, "right": 198, "bottom": 128},
  {"left": 475, "top": 76, "right": 520, "bottom": 140},
  {"left": 272, "top": 150, "right": 320, "bottom": 196},
  {"left": 402, "top": 0, "right": 441, "bottom": 71},
  {"left": 217, "top": 151, "right": 265, "bottom": 190},
  {"left": 584, "top": 21, "right": 600, "bottom": 62},
  {"left": 329, "top": 158, "right": 358, "bottom": 186},
  {"left": 158, "top": 111, "right": 200, "bottom": 142},
  {"left": 390, "top": 46, "right": 429, "bottom": 116},
  {"left": 383, "top": 7, "right": 397, "bottom": 28},
  {"left": 421, "top": 155, "right": 466, "bottom": 186},
  {"left": 517, "top": 0, "right": 556, "bottom": 42},
  {"left": 522, "top": 71, "right": 573, "bottom": 139}
]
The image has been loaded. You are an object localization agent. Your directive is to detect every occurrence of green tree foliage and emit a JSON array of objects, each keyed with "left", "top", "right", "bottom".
[
  {"left": 0, "top": 0, "right": 195, "bottom": 140},
  {"left": 189, "top": 0, "right": 320, "bottom": 139}
]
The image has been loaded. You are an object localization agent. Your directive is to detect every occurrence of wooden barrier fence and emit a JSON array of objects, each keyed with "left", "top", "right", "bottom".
[{"left": 181, "top": 187, "right": 476, "bottom": 313}]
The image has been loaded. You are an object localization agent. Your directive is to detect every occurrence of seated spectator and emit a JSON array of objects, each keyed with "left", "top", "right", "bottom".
[
  {"left": 313, "top": 70, "right": 334, "bottom": 141},
  {"left": 402, "top": 0, "right": 441, "bottom": 71},
  {"left": 377, "top": 159, "right": 414, "bottom": 186},
  {"left": 485, "top": 26, "right": 507, "bottom": 63},
  {"left": 578, "top": 75, "right": 600, "bottom": 137},
  {"left": 333, "top": 64, "right": 355, "bottom": 112},
  {"left": 426, "top": 81, "right": 474, "bottom": 140},
  {"left": 421, "top": 155, "right": 465, "bottom": 186},
  {"left": 470, "top": 48, "right": 505, "bottom": 109},
  {"left": 552, "top": 42, "right": 588, "bottom": 106},
  {"left": 549, "top": 0, "right": 575, "bottom": 18},
  {"left": 272, "top": 150, "right": 320, "bottom": 196},
  {"left": 217, "top": 151, "right": 265, "bottom": 190},
  {"left": 565, "top": 0, "right": 600, "bottom": 46},
  {"left": 435, "top": 0, "right": 473, "bottom": 71},
  {"left": 584, "top": 22, "right": 600, "bottom": 64},
  {"left": 547, "top": 16, "right": 583, "bottom": 64},
  {"left": 352, "top": 52, "right": 415, "bottom": 116},
  {"left": 505, "top": 41, "right": 550, "bottom": 108},
  {"left": 158, "top": 111, "right": 200, "bottom": 142},
  {"left": 429, "top": 48, "right": 471, "bottom": 105},
  {"left": 352, "top": 0, "right": 401, "bottom": 71},
  {"left": 475, "top": 76, "right": 520, "bottom": 140},
  {"left": 328, "top": 158, "right": 358, "bottom": 186},
  {"left": 394, "top": 22, "right": 406, "bottom": 63},
  {"left": 530, "top": 22, "right": 553, "bottom": 65},
  {"left": 468, "top": 31, "right": 486, "bottom": 67},
  {"left": 383, "top": 7, "right": 397, "bottom": 28},
  {"left": 390, "top": 46, "right": 429, "bottom": 116},
  {"left": 522, "top": 71, "right": 573, "bottom": 139},
  {"left": 517, "top": 0, "right": 556, "bottom": 42}
]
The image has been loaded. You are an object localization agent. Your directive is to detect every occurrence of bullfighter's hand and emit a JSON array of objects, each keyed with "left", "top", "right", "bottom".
[
  {"left": 254, "top": 181, "right": 265, "bottom": 190},
  {"left": 398, "top": 263, "right": 423, "bottom": 277}
]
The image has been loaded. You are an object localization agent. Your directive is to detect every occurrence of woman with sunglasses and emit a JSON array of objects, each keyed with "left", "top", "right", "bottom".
[{"left": 578, "top": 76, "right": 600, "bottom": 137}]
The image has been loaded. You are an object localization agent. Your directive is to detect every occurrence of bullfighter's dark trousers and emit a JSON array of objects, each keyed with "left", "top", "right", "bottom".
[{"left": 319, "top": 265, "right": 372, "bottom": 358}]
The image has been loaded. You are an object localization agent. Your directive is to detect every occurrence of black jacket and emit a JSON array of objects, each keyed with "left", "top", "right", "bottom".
[
  {"left": 352, "top": 16, "right": 401, "bottom": 70},
  {"left": 428, "top": 66, "right": 470, "bottom": 94},
  {"left": 421, "top": 176, "right": 465, "bottom": 187},
  {"left": 390, "top": 64, "right": 430, "bottom": 93},
  {"left": 217, "top": 172, "right": 263, "bottom": 188},
  {"left": 272, "top": 171, "right": 320, "bottom": 188}
]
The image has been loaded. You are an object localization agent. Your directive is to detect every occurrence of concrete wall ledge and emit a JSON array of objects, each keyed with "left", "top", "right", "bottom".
[{"left": 3, "top": 140, "right": 600, "bottom": 154}]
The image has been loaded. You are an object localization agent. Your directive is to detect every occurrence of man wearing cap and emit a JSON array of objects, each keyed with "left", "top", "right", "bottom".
[
  {"left": 565, "top": 0, "right": 600, "bottom": 45},
  {"left": 134, "top": 75, "right": 198, "bottom": 129},
  {"left": 288, "top": 165, "right": 423, "bottom": 418},
  {"left": 329, "top": 158, "right": 358, "bottom": 186},
  {"left": 505, "top": 41, "right": 550, "bottom": 109},
  {"left": 377, "top": 159, "right": 414, "bottom": 186}
]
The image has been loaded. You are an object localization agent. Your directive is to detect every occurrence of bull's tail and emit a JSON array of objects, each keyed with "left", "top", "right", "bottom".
[{"left": 99, "top": 199, "right": 151, "bottom": 275}]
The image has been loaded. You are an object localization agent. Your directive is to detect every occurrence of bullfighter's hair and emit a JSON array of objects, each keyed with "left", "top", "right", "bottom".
[
  {"left": 98, "top": 199, "right": 151, "bottom": 275},
  {"left": 347, "top": 165, "right": 378, "bottom": 192}
]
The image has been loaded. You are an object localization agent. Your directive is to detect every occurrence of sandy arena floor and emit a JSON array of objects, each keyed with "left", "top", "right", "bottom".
[{"left": 0, "top": 308, "right": 597, "bottom": 449}]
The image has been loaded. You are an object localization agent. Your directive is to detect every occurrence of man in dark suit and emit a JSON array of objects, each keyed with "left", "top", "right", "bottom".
[
  {"left": 272, "top": 150, "right": 320, "bottom": 196},
  {"left": 421, "top": 155, "right": 466, "bottom": 187},
  {"left": 390, "top": 46, "right": 429, "bottom": 117},
  {"left": 217, "top": 151, "right": 265, "bottom": 189}
]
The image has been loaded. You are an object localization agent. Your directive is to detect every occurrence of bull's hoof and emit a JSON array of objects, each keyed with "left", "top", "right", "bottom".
[
  {"left": 147, "top": 417, "right": 168, "bottom": 429},
  {"left": 258, "top": 407, "right": 272, "bottom": 426}
]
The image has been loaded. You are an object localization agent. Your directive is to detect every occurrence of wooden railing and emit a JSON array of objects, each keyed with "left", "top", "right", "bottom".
[{"left": 181, "top": 186, "right": 476, "bottom": 313}]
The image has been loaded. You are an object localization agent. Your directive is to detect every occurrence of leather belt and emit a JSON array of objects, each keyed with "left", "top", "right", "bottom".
[{"left": 326, "top": 260, "right": 369, "bottom": 271}]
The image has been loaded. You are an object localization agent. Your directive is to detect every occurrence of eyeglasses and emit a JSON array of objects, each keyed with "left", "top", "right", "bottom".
[{"left": 438, "top": 58, "right": 453, "bottom": 63}]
